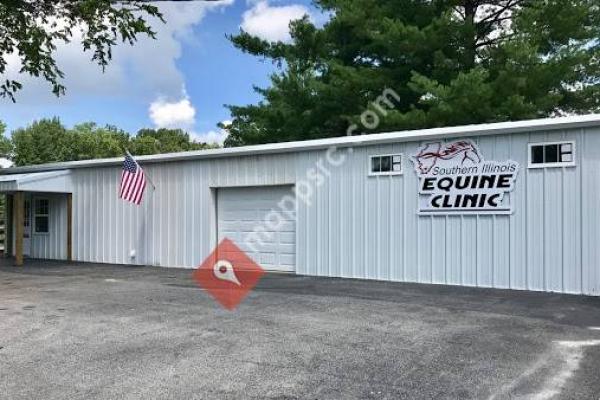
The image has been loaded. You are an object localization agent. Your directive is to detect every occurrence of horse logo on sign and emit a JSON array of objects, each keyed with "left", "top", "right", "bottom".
[
  {"left": 413, "top": 140, "right": 481, "bottom": 174},
  {"left": 410, "top": 139, "right": 520, "bottom": 215}
]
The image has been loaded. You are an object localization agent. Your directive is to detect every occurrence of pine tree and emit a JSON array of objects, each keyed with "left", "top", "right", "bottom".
[{"left": 224, "top": 0, "right": 600, "bottom": 146}]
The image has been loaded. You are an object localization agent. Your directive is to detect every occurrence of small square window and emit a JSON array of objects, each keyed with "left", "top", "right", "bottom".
[
  {"left": 529, "top": 141, "right": 575, "bottom": 168},
  {"left": 370, "top": 154, "right": 402, "bottom": 175}
]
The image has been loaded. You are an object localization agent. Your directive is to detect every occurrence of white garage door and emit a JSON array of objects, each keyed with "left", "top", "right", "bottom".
[{"left": 217, "top": 185, "right": 296, "bottom": 272}]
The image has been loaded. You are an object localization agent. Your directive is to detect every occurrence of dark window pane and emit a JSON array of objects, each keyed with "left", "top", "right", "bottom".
[
  {"left": 531, "top": 146, "right": 544, "bottom": 164},
  {"left": 371, "top": 157, "right": 381, "bottom": 173},
  {"left": 35, "top": 199, "right": 48, "bottom": 215},
  {"left": 545, "top": 144, "right": 558, "bottom": 163},
  {"left": 35, "top": 217, "right": 48, "bottom": 233},
  {"left": 380, "top": 156, "right": 392, "bottom": 172}
]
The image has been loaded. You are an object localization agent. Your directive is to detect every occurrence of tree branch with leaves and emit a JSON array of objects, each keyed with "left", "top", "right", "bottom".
[{"left": 0, "top": 0, "right": 165, "bottom": 101}]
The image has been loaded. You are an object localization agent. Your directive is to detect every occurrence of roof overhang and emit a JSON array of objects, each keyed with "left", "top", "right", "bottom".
[
  {"left": 1, "top": 114, "right": 599, "bottom": 175},
  {"left": 0, "top": 170, "right": 72, "bottom": 193}
]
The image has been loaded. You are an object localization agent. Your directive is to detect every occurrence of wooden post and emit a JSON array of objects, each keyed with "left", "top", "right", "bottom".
[
  {"left": 14, "top": 191, "right": 23, "bottom": 266},
  {"left": 5, "top": 194, "right": 12, "bottom": 258},
  {"left": 67, "top": 193, "right": 72, "bottom": 261}
]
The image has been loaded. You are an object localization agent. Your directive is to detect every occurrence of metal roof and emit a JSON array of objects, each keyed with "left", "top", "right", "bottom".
[
  {"left": 0, "top": 170, "right": 72, "bottom": 192},
  {"left": 2, "top": 114, "right": 600, "bottom": 175}
]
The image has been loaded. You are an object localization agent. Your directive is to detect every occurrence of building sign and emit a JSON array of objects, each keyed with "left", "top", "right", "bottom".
[{"left": 410, "top": 140, "right": 519, "bottom": 215}]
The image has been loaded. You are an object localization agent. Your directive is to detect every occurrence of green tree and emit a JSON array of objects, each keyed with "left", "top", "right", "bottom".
[
  {"left": 0, "top": 0, "right": 163, "bottom": 101},
  {"left": 0, "top": 121, "right": 13, "bottom": 158},
  {"left": 9, "top": 118, "right": 218, "bottom": 166},
  {"left": 11, "top": 118, "right": 74, "bottom": 165},
  {"left": 130, "top": 128, "right": 215, "bottom": 155},
  {"left": 69, "top": 122, "right": 130, "bottom": 160},
  {"left": 224, "top": 0, "right": 600, "bottom": 146}
]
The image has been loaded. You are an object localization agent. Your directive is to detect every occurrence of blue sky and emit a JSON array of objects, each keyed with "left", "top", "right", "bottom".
[{"left": 0, "top": 0, "right": 322, "bottom": 144}]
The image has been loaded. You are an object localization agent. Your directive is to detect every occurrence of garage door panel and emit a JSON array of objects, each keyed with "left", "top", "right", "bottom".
[
  {"left": 279, "top": 254, "right": 295, "bottom": 266},
  {"left": 219, "top": 221, "right": 244, "bottom": 231},
  {"left": 279, "top": 232, "right": 295, "bottom": 244},
  {"left": 224, "top": 199, "right": 284, "bottom": 209},
  {"left": 255, "top": 208, "right": 295, "bottom": 218},
  {"left": 238, "top": 236, "right": 296, "bottom": 250},
  {"left": 258, "top": 253, "right": 276, "bottom": 265},
  {"left": 248, "top": 243, "right": 295, "bottom": 253},
  {"left": 216, "top": 252, "right": 260, "bottom": 269},
  {"left": 254, "top": 221, "right": 295, "bottom": 232},
  {"left": 218, "top": 185, "right": 296, "bottom": 272},
  {"left": 240, "top": 233, "right": 263, "bottom": 245},
  {"left": 219, "top": 231, "right": 240, "bottom": 242},
  {"left": 220, "top": 210, "right": 257, "bottom": 221},
  {"left": 221, "top": 210, "right": 295, "bottom": 224},
  {"left": 219, "top": 220, "right": 259, "bottom": 236}
]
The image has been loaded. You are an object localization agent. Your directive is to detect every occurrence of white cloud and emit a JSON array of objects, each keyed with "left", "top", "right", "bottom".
[
  {"left": 147, "top": 95, "right": 230, "bottom": 146},
  {"left": 149, "top": 96, "right": 196, "bottom": 128},
  {"left": 0, "top": 158, "right": 13, "bottom": 168},
  {"left": 191, "top": 120, "right": 231, "bottom": 145},
  {"left": 241, "top": 1, "right": 310, "bottom": 42},
  {"left": 193, "top": 130, "right": 228, "bottom": 145},
  {"left": 1, "top": 1, "right": 233, "bottom": 105}
]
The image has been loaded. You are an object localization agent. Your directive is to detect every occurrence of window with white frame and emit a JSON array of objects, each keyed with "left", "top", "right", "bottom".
[
  {"left": 370, "top": 154, "right": 402, "bottom": 175},
  {"left": 529, "top": 141, "right": 575, "bottom": 168},
  {"left": 34, "top": 198, "right": 49, "bottom": 234}
]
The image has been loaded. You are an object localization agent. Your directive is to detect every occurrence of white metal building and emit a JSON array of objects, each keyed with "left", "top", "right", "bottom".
[{"left": 2, "top": 115, "right": 600, "bottom": 295}]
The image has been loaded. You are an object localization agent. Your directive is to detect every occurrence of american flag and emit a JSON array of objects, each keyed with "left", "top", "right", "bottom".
[{"left": 119, "top": 153, "right": 147, "bottom": 205}]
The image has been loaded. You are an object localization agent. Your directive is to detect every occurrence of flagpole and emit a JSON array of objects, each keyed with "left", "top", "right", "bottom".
[
  {"left": 121, "top": 149, "right": 152, "bottom": 264},
  {"left": 125, "top": 149, "right": 156, "bottom": 191}
]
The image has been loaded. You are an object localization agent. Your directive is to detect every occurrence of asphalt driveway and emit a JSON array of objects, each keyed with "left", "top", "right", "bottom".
[{"left": 1, "top": 261, "right": 600, "bottom": 400}]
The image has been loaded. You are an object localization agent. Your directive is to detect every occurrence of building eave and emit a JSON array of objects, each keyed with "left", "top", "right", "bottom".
[
  {"left": 0, "top": 170, "right": 72, "bottom": 192},
  {"left": 2, "top": 114, "right": 600, "bottom": 175}
]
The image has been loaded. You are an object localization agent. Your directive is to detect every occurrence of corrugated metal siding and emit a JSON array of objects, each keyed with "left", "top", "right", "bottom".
[
  {"left": 70, "top": 154, "right": 295, "bottom": 268},
  {"left": 67, "top": 126, "right": 600, "bottom": 295},
  {"left": 295, "top": 127, "right": 600, "bottom": 296},
  {"left": 582, "top": 129, "right": 600, "bottom": 295}
]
